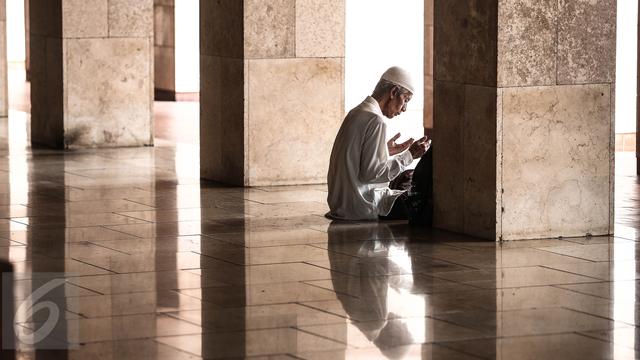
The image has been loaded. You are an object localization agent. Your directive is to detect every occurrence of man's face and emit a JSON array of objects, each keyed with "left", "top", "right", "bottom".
[{"left": 384, "top": 88, "right": 412, "bottom": 118}]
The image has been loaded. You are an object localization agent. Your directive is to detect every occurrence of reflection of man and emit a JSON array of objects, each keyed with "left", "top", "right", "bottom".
[
  {"left": 328, "top": 222, "right": 414, "bottom": 359},
  {"left": 327, "top": 67, "right": 431, "bottom": 221}
]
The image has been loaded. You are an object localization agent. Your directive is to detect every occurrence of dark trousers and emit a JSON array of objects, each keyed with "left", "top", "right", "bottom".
[{"left": 379, "top": 147, "right": 433, "bottom": 226}]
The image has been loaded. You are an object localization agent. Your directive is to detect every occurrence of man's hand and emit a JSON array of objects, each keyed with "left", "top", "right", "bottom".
[
  {"left": 387, "top": 133, "right": 414, "bottom": 156},
  {"left": 409, "top": 136, "right": 430, "bottom": 159}
]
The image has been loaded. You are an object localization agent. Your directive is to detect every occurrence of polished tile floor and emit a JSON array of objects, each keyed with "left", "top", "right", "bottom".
[{"left": 4, "top": 64, "right": 640, "bottom": 359}]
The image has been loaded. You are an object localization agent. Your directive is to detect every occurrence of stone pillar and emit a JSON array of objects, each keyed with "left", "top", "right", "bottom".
[
  {"left": 200, "top": 0, "right": 345, "bottom": 186},
  {"left": 637, "top": 2, "right": 640, "bottom": 175},
  {"left": 154, "top": 0, "right": 175, "bottom": 100},
  {"left": 434, "top": 1, "right": 615, "bottom": 240},
  {"left": 424, "top": 0, "right": 433, "bottom": 136},
  {"left": 29, "top": 0, "right": 153, "bottom": 149},
  {"left": 0, "top": 0, "right": 7, "bottom": 117}
]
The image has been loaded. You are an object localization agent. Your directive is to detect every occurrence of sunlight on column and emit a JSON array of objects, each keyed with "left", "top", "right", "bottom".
[
  {"left": 346, "top": 0, "right": 425, "bottom": 151},
  {"left": 175, "top": 0, "right": 200, "bottom": 93},
  {"left": 615, "top": 0, "right": 637, "bottom": 134},
  {"left": 7, "top": 0, "right": 25, "bottom": 62}
]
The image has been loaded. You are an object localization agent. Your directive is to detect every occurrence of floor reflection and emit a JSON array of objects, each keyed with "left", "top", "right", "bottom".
[{"left": 2, "top": 63, "right": 640, "bottom": 359}]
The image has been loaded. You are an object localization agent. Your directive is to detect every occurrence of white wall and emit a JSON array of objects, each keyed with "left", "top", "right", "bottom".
[
  {"left": 7, "top": 0, "right": 25, "bottom": 62},
  {"left": 346, "top": 0, "right": 424, "bottom": 145},
  {"left": 175, "top": 0, "right": 199, "bottom": 93},
  {"left": 615, "top": 0, "right": 637, "bottom": 134}
]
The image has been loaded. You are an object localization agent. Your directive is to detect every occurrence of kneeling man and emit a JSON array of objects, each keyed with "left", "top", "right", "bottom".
[{"left": 327, "top": 67, "right": 430, "bottom": 221}]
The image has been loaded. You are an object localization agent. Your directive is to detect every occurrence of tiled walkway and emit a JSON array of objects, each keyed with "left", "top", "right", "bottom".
[{"left": 4, "top": 65, "right": 640, "bottom": 359}]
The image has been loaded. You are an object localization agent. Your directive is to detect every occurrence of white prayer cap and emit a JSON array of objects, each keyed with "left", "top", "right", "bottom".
[{"left": 380, "top": 66, "right": 415, "bottom": 94}]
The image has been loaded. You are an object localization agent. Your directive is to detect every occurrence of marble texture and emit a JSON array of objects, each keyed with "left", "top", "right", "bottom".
[
  {"left": 154, "top": 0, "right": 175, "bottom": 93},
  {"left": 434, "top": 0, "right": 498, "bottom": 86},
  {"left": 199, "top": 55, "right": 246, "bottom": 185},
  {"left": 154, "top": 1, "right": 174, "bottom": 47},
  {"left": 244, "top": 0, "right": 295, "bottom": 59},
  {"left": 30, "top": 0, "right": 154, "bottom": 148},
  {"left": 500, "top": 85, "right": 612, "bottom": 239},
  {"left": 154, "top": 45, "right": 175, "bottom": 91},
  {"left": 557, "top": 0, "right": 616, "bottom": 84},
  {"left": 108, "top": 0, "right": 153, "bottom": 37},
  {"left": 433, "top": 81, "right": 465, "bottom": 233},
  {"left": 30, "top": 36, "right": 64, "bottom": 147},
  {"left": 497, "top": 0, "right": 556, "bottom": 87},
  {"left": 463, "top": 85, "right": 497, "bottom": 239},
  {"left": 29, "top": 0, "right": 62, "bottom": 37},
  {"left": 200, "top": 0, "right": 345, "bottom": 185},
  {"left": 199, "top": 0, "right": 243, "bottom": 58},
  {"left": 62, "top": 0, "right": 108, "bottom": 38},
  {"left": 64, "top": 38, "right": 153, "bottom": 148},
  {"left": 434, "top": 0, "right": 615, "bottom": 240},
  {"left": 295, "top": 0, "right": 344, "bottom": 58},
  {"left": 247, "top": 58, "right": 343, "bottom": 186}
]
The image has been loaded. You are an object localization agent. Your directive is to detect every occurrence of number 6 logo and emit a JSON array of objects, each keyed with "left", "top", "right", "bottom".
[{"left": 14, "top": 279, "right": 66, "bottom": 345}]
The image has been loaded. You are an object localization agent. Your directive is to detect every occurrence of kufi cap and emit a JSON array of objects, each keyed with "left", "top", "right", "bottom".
[{"left": 380, "top": 66, "right": 415, "bottom": 94}]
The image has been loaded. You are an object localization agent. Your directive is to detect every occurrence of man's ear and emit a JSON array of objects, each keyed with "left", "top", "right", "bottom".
[{"left": 390, "top": 86, "right": 399, "bottom": 99}]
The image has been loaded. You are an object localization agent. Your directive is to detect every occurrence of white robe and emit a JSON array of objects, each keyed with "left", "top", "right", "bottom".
[{"left": 327, "top": 96, "right": 414, "bottom": 220}]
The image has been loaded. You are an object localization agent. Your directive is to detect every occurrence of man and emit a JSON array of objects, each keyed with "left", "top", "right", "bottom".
[{"left": 327, "top": 66, "right": 431, "bottom": 221}]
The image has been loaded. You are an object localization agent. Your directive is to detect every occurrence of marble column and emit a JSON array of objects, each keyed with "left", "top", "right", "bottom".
[
  {"left": 0, "top": 0, "right": 7, "bottom": 117},
  {"left": 434, "top": 0, "right": 615, "bottom": 240},
  {"left": 29, "top": 0, "right": 154, "bottom": 149},
  {"left": 200, "top": 0, "right": 345, "bottom": 186},
  {"left": 154, "top": 0, "right": 175, "bottom": 100}
]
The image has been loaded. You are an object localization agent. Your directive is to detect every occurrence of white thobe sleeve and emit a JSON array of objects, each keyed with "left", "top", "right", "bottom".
[{"left": 359, "top": 119, "right": 414, "bottom": 184}]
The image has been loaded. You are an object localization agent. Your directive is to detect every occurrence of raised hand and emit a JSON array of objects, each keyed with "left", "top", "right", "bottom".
[
  {"left": 387, "top": 132, "right": 414, "bottom": 156},
  {"left": 409, "top": 136, "right": 430, "bottom": 159}
]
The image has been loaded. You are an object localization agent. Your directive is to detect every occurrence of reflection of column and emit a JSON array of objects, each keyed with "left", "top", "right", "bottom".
[
  {"left": 424, "top": 0, "right": 433, "bottom": 137},
  {"left": 28, "top": 157, "right": 67, "bottom": 358},
  {"left": 200, "top": 0, "right": 345, "bottom": 186},
  {"left": 29, "top": 0, "right": 153, "bottom": 148},
  {"left": 0, "top": 0, "right": 7, "bottom": 117},
  {"left": 199, "top": 201, "right": 245, "bottom": 358},
  {"left": 434, "top": 1, "right": 615, "bottom": 240}
]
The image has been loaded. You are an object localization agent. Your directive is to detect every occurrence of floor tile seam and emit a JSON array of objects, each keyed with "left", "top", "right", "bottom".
[
  {"left": 299, "top": 281, "right": 358, "bottom": 299},
  {"left": 466, "top": 279, "right": 608, "bottom": 291},
  {"left": 60, "top": 170, "right": 95, "bottom": 180},
  {"left": 110, "top": 211, "right": 156, "bottom": 224},
  {"left": 537, "top": 264, "right": 610, "bottom": 281},
  {"left": 149, "top": 338, "right": 204, "bottom": 359},
  {"left": 68, "top": 257, "right": 118, "bottom": 276},
  {"left": 560, "top": 306, "right": 637, "bottom": 327},
  {"left": 63, "top": 280, "right": 105, "bottom": 296},
  {"left": 193, "top": 252, "right": 334, "bottom": 267},
  {"left": 529, "top": 247, "right": 600, "bottom": 263},
  {"left": 436, "top": 342, "right": 490, "bottom": 360},
  {"left": 574, "top": 330, "right": 638, "bottom": 350},
  {"left": 293, "top": 326, "right": 355, "bottom": 348},
  {"left": 294, "top": 302, "right": 349, "bottom": 320},
  {"left": 98, "top": 224, "right": 145, "bottom": 239},
  {"left": 86, "top": 241, "right": 135, "bottom": 256}
]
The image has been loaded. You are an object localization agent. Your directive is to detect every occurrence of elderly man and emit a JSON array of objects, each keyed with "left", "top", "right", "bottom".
[{"left": 327, "top": 67, "right": 431, "bottom": 221}]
